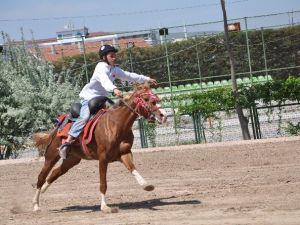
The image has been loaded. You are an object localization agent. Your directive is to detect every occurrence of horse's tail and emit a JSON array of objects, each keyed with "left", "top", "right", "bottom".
[{"left": 32, "top": 128, "right": 58, "bottom": 156}]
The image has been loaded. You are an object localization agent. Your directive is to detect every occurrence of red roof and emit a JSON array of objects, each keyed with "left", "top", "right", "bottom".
[{"left": 32, "top": 36, "right": 150, "bottom": 62}]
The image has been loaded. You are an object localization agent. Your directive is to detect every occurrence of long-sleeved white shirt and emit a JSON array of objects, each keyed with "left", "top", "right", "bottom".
[{"left": 79, "top": 62, "right": 150, "bottom": 100}]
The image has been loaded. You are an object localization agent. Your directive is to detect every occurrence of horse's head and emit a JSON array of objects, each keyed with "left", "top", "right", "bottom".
[{"left": 125, "top": 82, "right": 167, "bottom": 124}]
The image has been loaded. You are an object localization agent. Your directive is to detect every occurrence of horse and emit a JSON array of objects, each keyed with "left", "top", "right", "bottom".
[{"left": 32, "top": 82, "right": 167, "bottom": 213}]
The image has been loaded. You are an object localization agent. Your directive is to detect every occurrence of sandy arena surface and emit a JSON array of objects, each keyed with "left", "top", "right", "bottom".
[{"left": 1, "top": 136, "right": 300, "bottom": 225}]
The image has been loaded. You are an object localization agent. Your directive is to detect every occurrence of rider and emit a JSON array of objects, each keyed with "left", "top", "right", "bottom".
[{"left": 59, "top": 44, "right": 157, "bottom": 159}]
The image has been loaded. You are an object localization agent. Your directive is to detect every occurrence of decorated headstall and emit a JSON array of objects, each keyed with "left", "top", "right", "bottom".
[{"left": 132, "top": 89, "right": 161, "bottom": 120}]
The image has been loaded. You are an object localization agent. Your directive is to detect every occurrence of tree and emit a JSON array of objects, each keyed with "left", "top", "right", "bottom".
[
  {"left": 0, "top": 33, "right": 80, "bottom": 158},
  {"left": 220, "top": 0, "right": 251, "bottom": 139}
]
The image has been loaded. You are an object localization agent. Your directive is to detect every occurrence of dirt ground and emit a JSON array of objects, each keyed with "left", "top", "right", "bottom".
[{"left": 0, "top": 136, "right": 300, "bottom": 225}]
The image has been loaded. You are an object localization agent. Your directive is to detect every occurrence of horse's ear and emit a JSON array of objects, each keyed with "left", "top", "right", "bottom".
[
  {"left": 133, "top": 82, "right": 145, "bottom": 91},
  {"left": 123, "top": 91, "right": 133, "bottom": 101}
]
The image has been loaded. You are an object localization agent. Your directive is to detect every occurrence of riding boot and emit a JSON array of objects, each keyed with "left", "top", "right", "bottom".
[{"left": 58, "top": 142, "right": 72, "bottom": 159}]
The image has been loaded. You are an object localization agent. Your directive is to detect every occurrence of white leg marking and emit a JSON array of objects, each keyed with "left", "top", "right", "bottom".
[
  {"left": 100, "top": 193, "right": 107, "bottom": 209},
  {"left": 32, "top": 189, "right": 41, "bottom": 212},
  {"left": 132, "top": 169, "right": 147, "bottom": 186},
  {"left": 100, "top": 193, "right": 118, "bottom": 213},
  {"left": 41, "top": 181, "right": 50, "bottom": 193},
  {"left": 132, "top": 170, "right": 154, "bottom": 191}
]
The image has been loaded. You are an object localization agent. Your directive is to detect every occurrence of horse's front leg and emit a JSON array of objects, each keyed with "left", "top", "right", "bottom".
[
  {"left": 120, "top": 153, "right": 154, "bottom": 191},
  {"left": 99, "top": 157, "right": 118, "bottom": 213}
]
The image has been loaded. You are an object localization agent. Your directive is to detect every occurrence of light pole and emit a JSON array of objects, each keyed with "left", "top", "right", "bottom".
[
  {"left": 159, "top": 27, "right": 177, "bottom": 133},
  {"left": 159, "top": 28, "right": 172, "bottom": 90}
]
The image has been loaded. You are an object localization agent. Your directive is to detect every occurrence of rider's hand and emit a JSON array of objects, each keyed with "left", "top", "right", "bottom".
[
  {"left": 148, "top": 78, "right": 158, "bottom": 86},
  {"left": 113, "top": 88, "right": 123, "bottom": 98}
]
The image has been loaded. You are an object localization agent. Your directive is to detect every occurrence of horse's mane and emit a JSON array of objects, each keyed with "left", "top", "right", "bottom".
[{"left": 110, "top": 81, "right": 150, "bottom": 109}]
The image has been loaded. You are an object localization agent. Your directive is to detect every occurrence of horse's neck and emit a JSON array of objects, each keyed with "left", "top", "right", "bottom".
[{"left": 111, "top": 104, "right": 138, "bottom": 130}]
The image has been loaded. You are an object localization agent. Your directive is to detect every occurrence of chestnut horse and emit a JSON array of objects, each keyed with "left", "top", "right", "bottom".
[{"left": 32, "top": 82, "right": 167, "bottom": 213}]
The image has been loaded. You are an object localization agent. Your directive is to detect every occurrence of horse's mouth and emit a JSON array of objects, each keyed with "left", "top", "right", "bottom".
[
  {"left": 148, "top": 113, "right": 167, "bottom": 124},
  {"left": 147, "top": 114, "right": 157, "bottom": 123},
  {"left": 157, "top": 114, "right": 167, "bottom": 124}
]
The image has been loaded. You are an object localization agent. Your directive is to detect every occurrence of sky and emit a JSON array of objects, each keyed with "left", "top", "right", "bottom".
[{"left": 0, "top": 0, "right": 299, "bottom": 43}]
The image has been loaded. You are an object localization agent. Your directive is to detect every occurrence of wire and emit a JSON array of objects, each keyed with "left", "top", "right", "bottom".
[
  {"left": 35, "top": 29, "right": 300, "bottom": 70},
  {"left": 0, "top": 0, "right": 248, "bottom": 22}
]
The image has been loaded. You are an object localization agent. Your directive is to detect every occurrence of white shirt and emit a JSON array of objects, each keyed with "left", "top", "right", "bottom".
[{"left": 79, "top": 62, "right": 150, "bottom": 100}]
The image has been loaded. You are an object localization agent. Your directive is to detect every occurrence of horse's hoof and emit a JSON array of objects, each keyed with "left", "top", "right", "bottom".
[
  {"left": 143, "top": 185, "right": 155, "bottom": 191},
  {"left": 33, "top": 205, "right": 41, "bottom": 212},
  {"left": 101, "top": 205, "right": 118, "bottom": 213}
]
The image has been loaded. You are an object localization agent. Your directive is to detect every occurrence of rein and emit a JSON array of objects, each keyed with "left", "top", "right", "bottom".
[{"left": 119, "top": 98, "right": 141, "bottom": 117}]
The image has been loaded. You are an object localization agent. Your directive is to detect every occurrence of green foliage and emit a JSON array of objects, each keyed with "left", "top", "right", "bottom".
[
  {"left": 164, "top": 87, "right": 234, "bottom": 119},
  {"left": 238, "top": 76, "right": 300, "bottom": 105},
  {"left": 164, "top": 76, "right": 300, "bottom": 117},
  {"left": 0, "top": 33, "right": 80, "bottom": 154},
  {"left": 53, "top": 52, "right": 99, "bottom": 88},
  {"left": 285, "top": 122, "right": 300, "bottom": 136},
  {"left": 53, "top": 25, "right": 300, "bottom": 85},
  {"left": 144, "top": 122, "right": 157, "bottom": 147}
]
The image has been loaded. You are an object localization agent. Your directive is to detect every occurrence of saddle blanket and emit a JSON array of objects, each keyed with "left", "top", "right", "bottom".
[{"left": 56, "top": 109, "right": 106, "bottom": 158}]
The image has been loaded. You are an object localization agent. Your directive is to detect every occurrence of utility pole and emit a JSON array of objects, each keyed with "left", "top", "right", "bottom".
[{"left": 220, "top": 0, "right": 251, "bottom": 140}]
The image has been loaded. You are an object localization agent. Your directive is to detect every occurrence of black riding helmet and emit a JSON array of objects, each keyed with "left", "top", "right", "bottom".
[{"left": 99, "top": 44, "right": 118, "bottom": 58}]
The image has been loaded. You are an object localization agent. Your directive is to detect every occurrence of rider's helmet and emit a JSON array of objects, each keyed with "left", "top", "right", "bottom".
[{"left": 99, "top": 44, "right": 118, "bottom": 58}]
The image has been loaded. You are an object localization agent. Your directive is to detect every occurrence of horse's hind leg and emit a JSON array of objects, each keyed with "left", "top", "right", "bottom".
[
  {"left": 120, "top": 153, "right": 154, "bottom": 191},
  {"left": 46, "top": 155, "right": 81, "bottom": 185}
]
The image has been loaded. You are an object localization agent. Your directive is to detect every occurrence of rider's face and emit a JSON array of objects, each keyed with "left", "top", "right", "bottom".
[{"left": 106, "top": 52, "right": 117, "bottom": 65}]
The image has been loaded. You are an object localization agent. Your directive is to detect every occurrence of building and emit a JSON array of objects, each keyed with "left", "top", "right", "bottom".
[{"left": 29, "top": 25, "right": 157, "bottom": 62}]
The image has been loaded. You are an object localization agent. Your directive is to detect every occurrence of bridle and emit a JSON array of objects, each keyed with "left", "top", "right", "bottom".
[{"left": 119, "top": 90, "right": 161, "bottom": 120}]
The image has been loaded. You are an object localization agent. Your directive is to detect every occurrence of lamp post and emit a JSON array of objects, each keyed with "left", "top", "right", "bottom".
[
  {"left": 159, "top": 28, "right": 171, "bottom": 88},
  {"left": 159, "top": 27, "right": 177, "bottom": 133},
  {"left": 127, "top": 41, "right": 147, "bottom": 147}
]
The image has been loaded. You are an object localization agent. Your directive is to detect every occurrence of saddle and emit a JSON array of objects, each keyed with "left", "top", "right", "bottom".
[{"left": 56, "top": 96, "right": 114, "bottom": 158}]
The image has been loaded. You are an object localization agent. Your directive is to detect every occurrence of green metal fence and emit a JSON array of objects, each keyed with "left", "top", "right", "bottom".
[{"left": 133, "top": 102, "right": 300, "bottom": 149}]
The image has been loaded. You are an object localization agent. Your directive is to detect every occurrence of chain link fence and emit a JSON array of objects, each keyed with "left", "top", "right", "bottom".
[{"left": 132, "top": 103, "right": 300, "bottom": 149}]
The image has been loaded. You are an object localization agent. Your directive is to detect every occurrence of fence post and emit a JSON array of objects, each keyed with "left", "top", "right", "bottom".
[
  {"left": 249, "top": 105, "right": 257, "bottom": 139},
  {"left": 127, "top": 42, "right": 134, "bottom": 72},
  {"left": 138, "top": 118, "right": 148, "bottom": 148},
  {"left": 244, "top": 17, "right": 253, "bottom": 82},
  {"left": 254, "top": 105, "right": 262, "bottom": 138},
  {"left": 250, "top": 104, "right": 262, "bottom": 139},
  {"left": 192, "top": 112, "right": 205, "bottom": 143},
  {"left": 81, "top": 36, "right": 89, "bottom": 83},
  {"left": 196, "top": 44, "right": 203, "bottom": 90},
  {"left": 260, "top": 27, "right": 269, "bottom": 77},
  {"left": 289, "top": 10, "right": 294, "bottom": 26}
]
